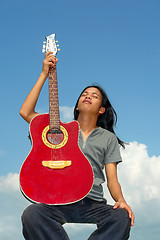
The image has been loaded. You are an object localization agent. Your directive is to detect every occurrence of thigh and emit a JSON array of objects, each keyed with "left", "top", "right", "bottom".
[
  {"left": 80, "top": 198, "right": 129, "bottom": 225},
  {"left": 22, "top": 201, "right": 82, "bottom": 225},
  {"left": 22, "top": 203, "right": 67, "bottom": 225}
]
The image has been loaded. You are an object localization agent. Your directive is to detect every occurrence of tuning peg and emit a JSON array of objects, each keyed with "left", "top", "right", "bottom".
[
  {"left": 56, "top": 45, "right": 60, "bottom": 47},
  {"left": 57, "top": 49, "right": 60, "bottom": 51},
  {"left": 42, "top": 49, "right": 46, "bottom": 53},
  {"left": 43, "top": 41, "right": 46, "bottom": 44},
  {"left": 55, "top": 41, "right": 58, "bottom": 43}
]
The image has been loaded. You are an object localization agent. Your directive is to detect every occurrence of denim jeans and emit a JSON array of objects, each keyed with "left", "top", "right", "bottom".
[{"left": 22, "top": 197, "right": 131, "bottom": 240}]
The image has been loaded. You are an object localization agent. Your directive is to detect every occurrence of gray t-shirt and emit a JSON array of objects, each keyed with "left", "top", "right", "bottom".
[{"left": 78, "top": 127, "right": 122, "bottom": 202}]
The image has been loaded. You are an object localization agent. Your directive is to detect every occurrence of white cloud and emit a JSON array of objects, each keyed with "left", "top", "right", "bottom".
[
  {"left": 0, "top": 173, "right": 19, "bottom": 192},
  {"left": 60, "top": 106, "right": 74, "bottom": 122},
  {"left": 119, "top": 142, "right": 160, "bottom": 208},
  {"left": 36, "top": 107, "right": 47, "bottom": 114},
  {"left": 0, "top": 142, "right": 160, "bottom": 239},
  {"left": 0, "top": 173, "right": 29, "bottom": 240}
]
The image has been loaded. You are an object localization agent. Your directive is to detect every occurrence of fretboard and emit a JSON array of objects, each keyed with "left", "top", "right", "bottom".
[{"left": 49, "top": 67, "right": 60, "bottom": 132}]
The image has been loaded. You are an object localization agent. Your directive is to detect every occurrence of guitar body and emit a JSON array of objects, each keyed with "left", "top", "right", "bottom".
[{"left": 20, "top": 114, "right": 94, "bottom": 205}]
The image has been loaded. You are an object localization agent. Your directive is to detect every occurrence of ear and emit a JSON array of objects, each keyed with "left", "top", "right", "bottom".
[{"left": 98, "top": 107, "right": 105, "bottom": 115}]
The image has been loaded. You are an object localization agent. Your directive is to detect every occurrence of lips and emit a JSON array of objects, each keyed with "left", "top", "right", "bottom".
[{"left": 83, "top": 100, "right": 91, "bottom": 104}]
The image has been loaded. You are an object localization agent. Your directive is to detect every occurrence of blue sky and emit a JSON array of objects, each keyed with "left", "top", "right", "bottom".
[{"left": 0, "top": 0, "right": 160, "bottom": 239}]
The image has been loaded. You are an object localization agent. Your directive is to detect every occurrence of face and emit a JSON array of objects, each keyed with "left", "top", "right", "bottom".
[{"left": 77, "top": 87, "right": 105, "bottom": 115}]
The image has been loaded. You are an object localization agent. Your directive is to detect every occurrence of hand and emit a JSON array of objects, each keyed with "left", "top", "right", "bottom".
[
  {"left": 42, "top": 52, "right": 58, "bottom": 79},
  {"left": 113, "top": 201, "right": 135, "bottom": 227}
]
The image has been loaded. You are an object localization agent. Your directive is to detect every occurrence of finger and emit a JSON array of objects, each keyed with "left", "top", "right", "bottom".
[
  {"left": 43, "top": 60, "right": 56, "bottom": 70},
  {"left": 131, "top": 213, "right": 135, "bottom": 227},
  {"left": 129, "top": 210, "right": 132, "bottom": 219},
  {"left": 45, "top": 51, "right": 53, "bottom": 57},
  {"left": 113, "top": 202, "right": 119, "bottom": 209},
  {"left": 47, "top": 55, "right": 58, "bottom": 64},
  {"left": 47, "top": 61, "right": 56, "bottom": 69},
  {"left": 44, "top": 57, "right": 57, "bottom": 67},
  {"left": 46, "top": 55, "right": 56, "bottom": 61},
  {"left": 45, "top": 52, "right": 57, "bottom": 59},
  {"left": 127, "top": 208, "right": 134, "bottom": 227}
]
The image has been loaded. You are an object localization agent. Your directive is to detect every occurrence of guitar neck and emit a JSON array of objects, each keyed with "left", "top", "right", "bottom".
[{"left": 49, "top": 67, "right": 60, "bottom": 132}]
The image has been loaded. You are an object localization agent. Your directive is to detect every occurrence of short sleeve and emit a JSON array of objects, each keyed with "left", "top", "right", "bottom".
[{"left": 104, "top": 135, "right": 122, "bottom": 164}]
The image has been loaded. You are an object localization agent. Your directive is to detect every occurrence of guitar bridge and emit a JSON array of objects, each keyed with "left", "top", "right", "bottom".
[{"left": 42, "top": 160, "right": 71, "bottom": 169}]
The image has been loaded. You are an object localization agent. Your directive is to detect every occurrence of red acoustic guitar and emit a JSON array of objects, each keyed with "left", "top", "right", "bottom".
[{"left": 19, "top": 34, "right": 93, "bottom": 205}]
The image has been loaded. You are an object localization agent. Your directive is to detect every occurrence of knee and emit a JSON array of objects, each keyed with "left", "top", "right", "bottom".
[
  {"left": 22, "top": 204, "right": 42, "bottom": 227},
  {"left": 115, "top": 208, "right": 131, "bottom": 228}
]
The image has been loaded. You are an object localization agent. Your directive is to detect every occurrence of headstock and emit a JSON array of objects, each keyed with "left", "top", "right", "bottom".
[{"left": 42, "top": 33, "right": 60, "bottom": 56}]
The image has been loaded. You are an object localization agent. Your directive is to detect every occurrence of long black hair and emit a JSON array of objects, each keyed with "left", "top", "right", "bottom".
[{"left": 73, "top": 85, "right": 125, "bottom": 148}]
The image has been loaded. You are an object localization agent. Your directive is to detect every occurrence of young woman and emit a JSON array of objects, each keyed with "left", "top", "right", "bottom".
[{"left": 20, "top": 52, "right": 135, "bottom": 240}]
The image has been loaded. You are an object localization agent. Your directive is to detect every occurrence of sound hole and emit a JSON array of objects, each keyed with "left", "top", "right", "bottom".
[{"left": 47, "top": 129, "right": 64, "bottom": 145}]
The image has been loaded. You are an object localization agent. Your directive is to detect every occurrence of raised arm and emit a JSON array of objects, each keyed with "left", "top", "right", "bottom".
[{"left": 19, "top": 52, "right": 58, "bottom": 123}]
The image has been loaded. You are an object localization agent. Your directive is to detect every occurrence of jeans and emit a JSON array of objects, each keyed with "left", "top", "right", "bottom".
[{"left": 22, "top": 197, "right": 131, "bottom": 240}]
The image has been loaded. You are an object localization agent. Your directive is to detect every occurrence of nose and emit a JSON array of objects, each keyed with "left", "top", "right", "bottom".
[{"left": 85, "top": 94, "right": 91, "bottom": 99}]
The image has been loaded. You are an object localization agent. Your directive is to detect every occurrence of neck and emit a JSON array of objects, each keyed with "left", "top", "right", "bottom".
[{"left": 77, "top": 113, "right": 98, "bottom": 133}]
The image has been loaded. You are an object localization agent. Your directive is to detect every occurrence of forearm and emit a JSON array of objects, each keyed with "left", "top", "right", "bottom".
[
  {"left": 105, "top": 164, "right": 135, "bottom": 226},
  {"left": 107, "top": 179, "right": 126, "bottom": 203},
  {"left": 20, "top": 52, "right": 58, "bottom": 123},
  {"left": 20, "top": 72, "right": 47, "bottom": 123},
  {"left": 108, "top": 179, "right": 135, "bottom": 226}
]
